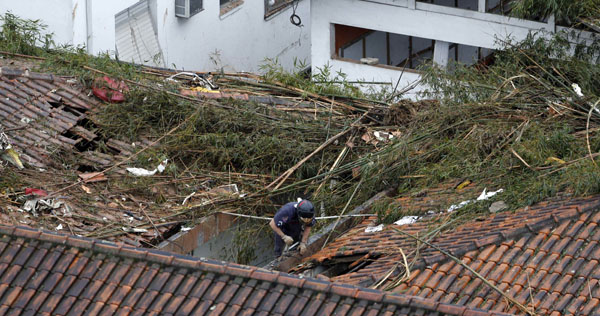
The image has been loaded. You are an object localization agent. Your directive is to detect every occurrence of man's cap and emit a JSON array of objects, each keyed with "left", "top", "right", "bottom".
[{"left": 297, "top": 200, "right": 314, "bottom": 218}]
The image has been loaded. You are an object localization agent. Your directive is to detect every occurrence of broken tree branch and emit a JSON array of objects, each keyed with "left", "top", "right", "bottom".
[
  {"left": 46, "top": 104, "right": 203, "bottom": 199},
  {"left": 266, "top": 127, "right": 353, "bottom": 190},
  {"left": 586, "top": 99, "right": 600, "bottom": 168},
  {"left": 320, "top": 177, "right": 364, "bottom": 250}
]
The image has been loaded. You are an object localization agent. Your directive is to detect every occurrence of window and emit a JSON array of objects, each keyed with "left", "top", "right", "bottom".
[
  {"left": 220, "top": 0, "right": 244, "bottom": 16},
  {"left": 334, "top": 24, "right": 433, "bottom": 70},
  {"left": 265, "top": 0, "right": 292, "bottom": 17},
  {"left": 448, "top": 43, "right": 494, "bottom": 70},
  {"left": 417, "top": 0, "right": 479, "bottom": 12},
  {"left": 175, "top": 0, "right": 203, "bottom": 18}
]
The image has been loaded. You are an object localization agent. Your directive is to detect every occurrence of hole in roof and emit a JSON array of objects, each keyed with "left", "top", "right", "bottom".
[{"left": 308, "top": 253, "right": 381, "bottom": 279}]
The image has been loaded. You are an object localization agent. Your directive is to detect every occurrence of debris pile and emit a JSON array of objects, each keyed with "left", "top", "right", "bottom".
[{"left": 1, "top": 12, "right": 600, "bottom": 266}]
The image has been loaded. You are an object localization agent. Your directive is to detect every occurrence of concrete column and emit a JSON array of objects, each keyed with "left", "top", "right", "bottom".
[
  {"left": 433, "top": 40, "right": 449, "bottom": 68},
  {"left": 329, "top": 23, "right": 336, "bottom": 56},
  {"left": 71, "top": 0, "right": 88, "bottom": 48},
  {"left": 478, "top": 0, "right": 486, "bottom": 13},
  {"left": 547, "top": 14, "right": 556, "bottom": 32},
  {"left": 407, "top": 0, "right": 416, "bottom": 9},
  {"left": 85, "top": 0, "right": 93, "bottom": 53}
]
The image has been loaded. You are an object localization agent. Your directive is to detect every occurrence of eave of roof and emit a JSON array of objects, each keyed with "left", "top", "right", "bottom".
[{"left": 0, "top": 224, "right": 513, "bottom": 316}]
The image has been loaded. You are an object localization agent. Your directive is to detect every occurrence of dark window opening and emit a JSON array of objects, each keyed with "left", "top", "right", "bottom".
[
  {"left": 334, "top": 24, "right": 433, "bottom": 70},
  {"left": 448, "top": 43, "right": 495, "bottom": 71},
  {"left": 190, "top": 0, "right": 203, "bottom": 15},
  {"left": 417, "top": 0, "right": 479, "bottom": 11},
  {"left": 486, "top": 0, "right": 513, "bottom": 16}
]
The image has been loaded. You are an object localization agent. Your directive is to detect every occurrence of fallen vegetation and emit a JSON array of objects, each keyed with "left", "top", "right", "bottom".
[{"left": 1, "top": 11, "right": 600, "bottom": 265}]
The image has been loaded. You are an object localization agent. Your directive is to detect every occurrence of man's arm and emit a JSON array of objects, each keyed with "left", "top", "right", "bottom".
[
  {"left": 270, "top": 219, "right": 286, "bottom": 238},
  {"left": 298, "top": 225, "right": 311, "bottom": 255},
  {"left": 301, "top": 225, "right": 311, "bottom": 243}
]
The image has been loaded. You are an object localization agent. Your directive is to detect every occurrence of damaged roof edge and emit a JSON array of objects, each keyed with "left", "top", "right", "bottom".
[{"left": 272, "top": 188, "right": 395, "bottom": 272}]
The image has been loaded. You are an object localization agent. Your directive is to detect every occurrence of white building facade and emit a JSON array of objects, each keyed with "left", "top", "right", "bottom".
[
  {"left": 0, "top": 0, "right": 310, "bottom": 73},
  {"left": 311, "top": 0, "right": 592, "bottom": 99}
]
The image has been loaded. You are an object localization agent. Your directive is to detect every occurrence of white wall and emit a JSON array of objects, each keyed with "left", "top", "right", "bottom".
[
  {"left": 0, "top": 0, "right": 74, "bottom": 46},
  {"left": 0, "top": 0, "right": 138, "bottom": 55},
  {"left": 1, "top": 0, "right": 310, "bottom": 73},
  {"left": 154, "top": 0, "right": 311, "bottom": 73},
  {"left": 86, "top": 0, "right": 140, "bottom": 55},
  {"left": 311, "top": 0, "right": 557, "bottom": 99}
]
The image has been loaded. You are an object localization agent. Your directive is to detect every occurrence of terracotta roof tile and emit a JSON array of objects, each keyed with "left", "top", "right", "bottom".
[
  {"left": 581, "top": 298, "right": 600, "bottom": 315},
  {"left": 296, "top": 194, "right": 600, "bottom": 315},
  {"left": 0, "top": 204, "right": 575, "bottom": 316}
]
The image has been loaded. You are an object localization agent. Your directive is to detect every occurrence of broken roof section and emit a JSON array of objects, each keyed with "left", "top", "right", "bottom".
[
  {"left": 0, "top": 67, "right": 175, "bottom": 247},
  {"left": 0, "top": 224, "right": 515, "bottom": 316},
  {"left": 0, "top": 68, "right": 100, "bottom": 169},
  {"left": 294, "top": 183, "right": 600, "bottom": 315}
]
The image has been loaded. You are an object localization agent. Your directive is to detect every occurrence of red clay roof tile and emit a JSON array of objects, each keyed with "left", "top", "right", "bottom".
[
  {"left": 0, "top": 219, "right": 528, "bottom": 316},
  {"left": 296, "top": 194, "right": 600, "bottom": 315}
]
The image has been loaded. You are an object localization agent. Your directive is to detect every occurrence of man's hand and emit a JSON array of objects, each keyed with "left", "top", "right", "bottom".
[
  {"left": 299, "top": 242, "right": 307, "bottom": 255},
  {"left": 282, "top": 235, "right": 294, "bottom": 246}
]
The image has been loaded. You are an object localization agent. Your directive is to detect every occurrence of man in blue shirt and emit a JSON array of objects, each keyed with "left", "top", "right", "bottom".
[{"left": 269, "top": 199, "right": 316, "bottom": 258}]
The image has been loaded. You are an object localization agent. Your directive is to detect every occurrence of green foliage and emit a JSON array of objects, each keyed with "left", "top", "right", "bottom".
[
  {"left": 0, "top": 12, "right": 54, "bottom": 55},
  {"left": 95, "top": 89, "right": 348, "bottom": 177},
  {"left": 349, "top": 30, "right": 600, "bottom": 224},
  {"left": 260, "top": 58, "right": 364, "bottom": 99},
  {"left": 421, "top": 33, "right": 600, "bottom": 105},
  {"left": 511, "top": 0, "right": 599, "bottom": 26}
]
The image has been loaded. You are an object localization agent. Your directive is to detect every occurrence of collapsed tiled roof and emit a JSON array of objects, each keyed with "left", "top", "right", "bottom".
[
  {"left": 0, "top": 225, "right": 511, "bottom": 316},
  {"left": 0, "top": 68, "right": 98, "bottom": 168},
  {"left": 0, "top": 67, "right": 139, "bottom": 171},
  {"left": 296, "top": 186, "right": 600, "bottom": 315},
  {"left": 0, "top": 67, "right": 175, "bottom": 248}
]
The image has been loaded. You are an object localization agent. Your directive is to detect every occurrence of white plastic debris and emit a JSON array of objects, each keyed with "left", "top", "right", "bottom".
[
  {"left": 181, "top": 227, "right": 192, "bottom": 232},
  {"left": 22, "top": 198, "right": 67, "bottom": 217},
  {"left": 447, "top": 200, "right": 472, "bottom": 213},
  {"left": 20, "top": 117, "right": 31, "bottom": 124},
  {"left": 360, "top": 57, "right": 379, "bottom": 65},
  {"left": 394, "top": 216, "right": 419, "bottom": 226},
  {"left": 447, "top": 188, "right": 504, "bottom": 213},
  {"left": 477, "top": 188, "right": 504, "bottom": 201},
  {"left": 365, "top": 224, "right": 385, "bottom": 233},
  {"left": 572, "top": 83, "right": 584, "bottom": 97},
  {"left": 374, "top": 131, "right": 394, "bottom": 142},
  {"left": 182, "top": 192, "right": 196, "bottom": 206},
  {"left": 122, "top": 227, "right": 148, "bottom": 233},
  {"left": 127, "top": 159, "right": 168, "bottom": 177},
  {"left": 55, "top": 224, "right": 63, "bottom": 231},
  {"left": 157, "top": 160, "right": 167, "bottom": 173}
]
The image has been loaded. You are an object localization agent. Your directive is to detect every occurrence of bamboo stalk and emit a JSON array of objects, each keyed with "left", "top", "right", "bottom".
[
  {"left": 320, "top": 177, "right": 364, "bottom": 250},
  {"left": 391, "top": 227, "right": 533, "bottom": 315},
  {"left": 266, "top": 128, "right": 352, "bottom": 190},
  {"left": 586, "top": 99, "right": 600, "bottom": 167}
]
